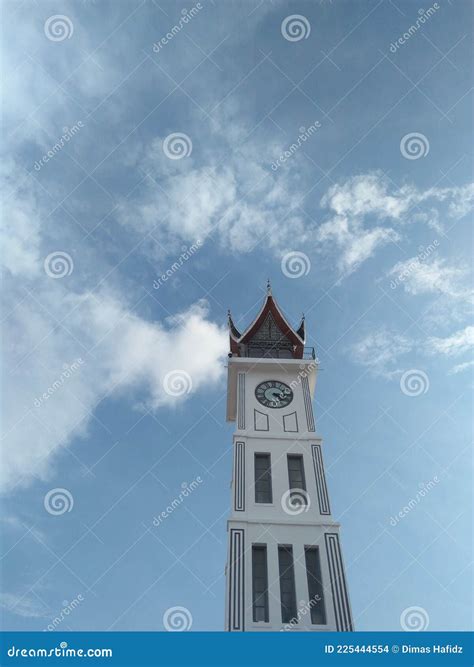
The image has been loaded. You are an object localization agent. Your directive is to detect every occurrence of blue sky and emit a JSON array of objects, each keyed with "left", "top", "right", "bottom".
[{"left": 1, "top": 0, "right": 472, "bottom": 632}]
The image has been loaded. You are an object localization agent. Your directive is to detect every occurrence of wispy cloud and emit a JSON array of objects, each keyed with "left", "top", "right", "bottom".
[
  {"left": 317, "top": 172, "right": 474, "bottom": 279},
  {"left": 427, "top": 326, "right": 474, "bottom": 357},
  {"left": 118, "top": 133, "right": 309, "bottom": 256},
  {"left": 1, "top": 161, "right": 228, "bottom": 492},
  {"left": 348, "top": 328, "right": 413, "bottom": 378},
  {"left": 387, "top": 256, "right": 472, "bottom": 301},
  {"left": 0, "top": 593, "right": 50, "bottom": 619},
  {"left": 449, "top": 360, "right": 474, "bottom": 375}
]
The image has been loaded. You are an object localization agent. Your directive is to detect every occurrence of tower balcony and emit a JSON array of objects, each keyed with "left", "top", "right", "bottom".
[{"left": 233, "top": 344, "right": 316, "bottom": 360}]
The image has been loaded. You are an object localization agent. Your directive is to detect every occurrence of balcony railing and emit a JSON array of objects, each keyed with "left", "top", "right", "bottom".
[{"left": 236, "top": 344, "right": 316, "bottom": 360}]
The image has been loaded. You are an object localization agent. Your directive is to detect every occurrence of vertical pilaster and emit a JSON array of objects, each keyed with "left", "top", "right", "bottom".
[
  {"left": 324, "top": 532, "right": 353, "bottom": 631},
  {"left": 227, "top": 528, "right": 245, "bottom": 631}
]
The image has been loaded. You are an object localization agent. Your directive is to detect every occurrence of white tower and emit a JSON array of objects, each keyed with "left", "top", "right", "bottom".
[{"left": 225, "top": 285, "right": 353, "bottom": 632}]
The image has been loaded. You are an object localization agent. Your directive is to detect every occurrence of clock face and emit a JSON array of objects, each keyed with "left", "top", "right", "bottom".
[{"left": 255, "top": 380, "right": 294, "bottom": 409}]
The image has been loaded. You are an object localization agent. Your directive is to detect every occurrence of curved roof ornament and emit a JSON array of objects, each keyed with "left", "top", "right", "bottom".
[
  {"left": 296, "top": 312, "right": 305, "bottom": 341},
  {"left": 227, "top": 309, "right": 241, "bottom": 341},
  {"left": 227, "top": 288, "right": 306, "bottom": 357}
]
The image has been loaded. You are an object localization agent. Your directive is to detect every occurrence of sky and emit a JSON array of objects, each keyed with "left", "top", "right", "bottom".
[{"left": 1, "top": 0, "right": 473, "bottom": 633}]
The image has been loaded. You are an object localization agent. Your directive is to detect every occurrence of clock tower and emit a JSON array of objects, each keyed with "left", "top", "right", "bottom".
[{"left": 224, "top": 284, "right": 353, "bottom": 632}]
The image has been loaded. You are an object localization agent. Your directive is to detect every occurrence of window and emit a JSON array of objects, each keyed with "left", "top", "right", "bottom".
[
  {"left": 252, "top": 546, "right": 269, "bottom": 622},
  {"left": 287, "top": 454, "right": 307, "bottom": 506},
  {"left": 255, "top": 454, "right": 272, "bottom": 503},
  {"left": 305, "top": 547, "right": 326, "bottom": 625},
  {"left": 278, "top": 546, "right": 297, "bottom": 623}
]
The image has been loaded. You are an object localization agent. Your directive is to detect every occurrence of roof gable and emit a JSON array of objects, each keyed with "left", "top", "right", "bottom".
[{"left": 228, "top": 291, "right": 305, "bottom": 357}]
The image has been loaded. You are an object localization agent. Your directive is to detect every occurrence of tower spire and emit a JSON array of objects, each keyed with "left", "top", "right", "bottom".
[{"left": 266, "top": 278, "right": 272, "bottom": 296}]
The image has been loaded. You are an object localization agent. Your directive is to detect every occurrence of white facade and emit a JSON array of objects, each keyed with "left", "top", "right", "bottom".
[{"left": 224, "top": 354, "right": 353, "bottom": 632}]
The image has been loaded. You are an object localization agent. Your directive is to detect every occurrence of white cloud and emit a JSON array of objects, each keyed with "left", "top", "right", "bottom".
[
  {"left": 0, "top": 161, "right": 228, "bottom": 493},
  {"left": 349, "top": 328, "right": 413, "bottom": 377},
  {"left": 2, "top": 288, "right": 227, "bottom": 493},
  {"left": 427, "top": 326, "right": 474, "bottom": 357},
  {"left": 449, "top": 360, "right": 474, "bottom": 375},
  {"left": 387, "top": 257, "right": 471, "bottom": 301},
  {"left": 0, "top": 593, "right": 49, "bottom": 619},
  {"left": 317, "top": 214, "right": 399, "bottom": 278},
  {"left": 0, "top": 160, "right": 42, "bottom": 277},
  {"left": 350, "top": 325, "right": 474, "bottom": 378},
  {"left": 321, "top": 173, "right": 474, "bottom": 225},
  {"left": 317, "top": 172, "right": 474, "bottom": 279},
  {"left": 321, "top": 172, "right": 413, "bottom": 220},
  {"left": 118, "top": 138, "right": 309, "bottom": 256}
]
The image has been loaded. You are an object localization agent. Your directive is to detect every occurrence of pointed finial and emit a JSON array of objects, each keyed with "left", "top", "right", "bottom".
[
  {"left": 266, "top": 278, "right": 272, "bottom": 295},
  {"left": 301, "top": 312, "right": 305, "bottom": 320}
]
